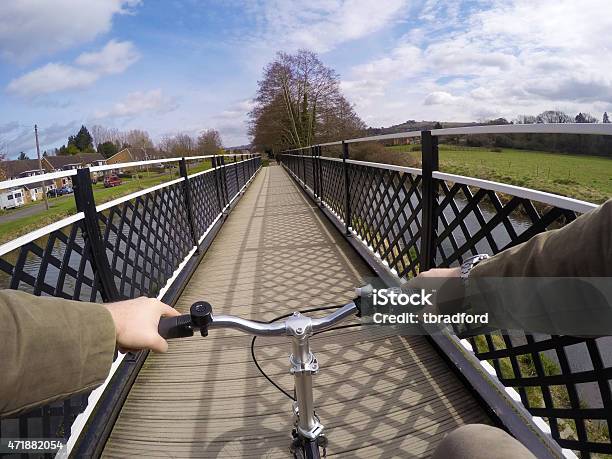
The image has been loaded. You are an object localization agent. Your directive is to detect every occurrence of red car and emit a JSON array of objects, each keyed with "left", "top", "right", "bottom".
[{"left": 104, "top": 175, "right": 122, "bottom": 188}]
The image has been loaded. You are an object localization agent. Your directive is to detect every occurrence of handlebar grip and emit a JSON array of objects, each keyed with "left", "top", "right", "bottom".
[{"left": 158, "top": 315, "right": 194, "bottom": 339}]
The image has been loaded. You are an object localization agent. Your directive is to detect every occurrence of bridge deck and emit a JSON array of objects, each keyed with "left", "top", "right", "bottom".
[{"left": 103, "top": 165, "right": 490, "bottom": 458}]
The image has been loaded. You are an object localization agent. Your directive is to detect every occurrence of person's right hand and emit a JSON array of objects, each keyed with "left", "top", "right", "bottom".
[{"left": 103, "top": 297, "right": 180, "bottom": 353}]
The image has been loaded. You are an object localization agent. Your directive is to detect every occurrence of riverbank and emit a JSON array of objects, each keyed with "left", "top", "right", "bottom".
[{"left": 387, "top": 145, "right": 612, "bottom": 204}]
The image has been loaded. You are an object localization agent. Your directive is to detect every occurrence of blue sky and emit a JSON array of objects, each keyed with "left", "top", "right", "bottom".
[{"left": 1, "top": 0, "right": 611, "bottom": 158}]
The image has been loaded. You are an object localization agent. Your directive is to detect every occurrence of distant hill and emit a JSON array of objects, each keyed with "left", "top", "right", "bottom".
[{"left": 365, "top": 120, "right": 478, "bottom": 136}]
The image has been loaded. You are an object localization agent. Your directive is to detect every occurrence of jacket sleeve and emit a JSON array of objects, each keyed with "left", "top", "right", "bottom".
[
  {"left": 0, "top": 290, "right": 116, "bottom": 417},
  {"left": 471, "top": 199, "right": 612, "bottom": 278}
]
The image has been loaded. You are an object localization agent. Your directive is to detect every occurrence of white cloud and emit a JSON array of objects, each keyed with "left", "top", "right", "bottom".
[
  {"left": 75, "top": 40, "right": 140, "bottom": 75},
  {"left": 0, "top": 0, "right": 140, "bottom": 62},
  {"left": 214, "top": 99, "right": 256, "bottom": 146},
  {"left": 95, "top": 89, "right": 178, "bottom": 119},
  {"left": 424, "top": 91, "right": 461, "bottom": 105},
  {"left": 7, "top": 40, "right": 139, "bottom": 97},
  {"left": 7, "top": 63, "right": 98, "bottom": 96},
  {"left": 241, "top": 0, "right": 411, "bottom": 53},
  {"left": 341, "top": 0, "right": 612, "bottom": 126}
]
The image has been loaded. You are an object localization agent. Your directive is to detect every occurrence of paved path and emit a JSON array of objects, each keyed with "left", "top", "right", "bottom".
[{"left": 103, "top": 165, "right": 490, "bottom": 458}]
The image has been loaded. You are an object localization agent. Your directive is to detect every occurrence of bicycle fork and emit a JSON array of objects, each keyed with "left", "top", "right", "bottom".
[{"left": 287, "top": 312, "right": 327, "bottom": 456}]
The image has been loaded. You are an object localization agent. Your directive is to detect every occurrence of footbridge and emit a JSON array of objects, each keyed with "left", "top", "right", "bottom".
[{"left": 1, "top": 123, "right": 611, "bottom": 458}]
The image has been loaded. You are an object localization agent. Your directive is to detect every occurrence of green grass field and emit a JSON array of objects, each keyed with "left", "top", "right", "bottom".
[
  {"left": 387, "top": 144, "right": 612, "bottom": 204},
  {"left": 0, "top": 160, "right": 212, "bottom": 244}
]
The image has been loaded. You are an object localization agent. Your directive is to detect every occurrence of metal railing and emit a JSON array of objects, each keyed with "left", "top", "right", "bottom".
[
  {"left": 0, "top": 153, "right": 261, "bottom": 453},
  {"left": 279, "top": 124, "right": 611, "bottom": 458}
]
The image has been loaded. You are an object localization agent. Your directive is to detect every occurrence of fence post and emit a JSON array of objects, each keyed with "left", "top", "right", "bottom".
[
  {"left": 301, "top": 149, "right": 306, "bottom": 188},
  {"left": 420, "top": 130, "right": 439, "bottom": 271},
  {"left": 233, "top": 155, "right": 239, "bottom": 195},
  {"left": 318, "top": 145, "right": 323, "bottom": 200},
  {"left": 220, "top": 155, "right": 229, "bottom": 204},
  {"left": 310, "top": 146, "right": 317, "bottom": 197},
  {"left": 73, "top": 168, "right": 121, "bottom": 301},
  {"left": 342, "top": 141, "right": 351, "bottom": 235},
  {"left": 178, "top": 158, "right": 199, "bottom": 247},
  {"left": 212, "top": 155, "right": 224, "bottom": 215}
]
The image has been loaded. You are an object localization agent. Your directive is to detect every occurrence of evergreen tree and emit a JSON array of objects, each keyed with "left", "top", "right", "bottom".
[
  {"left": 18, "top": 152, "right": 29, "bottom": 160},
  {"left": 97, "top": 141, "right": 119, "bottom": 158},
  {"left": 74, "top": 125, "right": 94, "bottom": 152},
  {"left": 604, "top": 112, "right": 610, "bottom": 123}
]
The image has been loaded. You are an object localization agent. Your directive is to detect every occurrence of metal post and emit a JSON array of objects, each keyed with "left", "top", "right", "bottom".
[
  {"left": 178, "top": 158, "right": 199, "bottom": 247},
  {"left": 34, "top": 124, "right": 49, "bottom": 211},
  {"left": 317, "top": 145, "right": 323, "bottom": 203},
  {"left": 233, "top": 155, "right": 239, "bottom": 195},
  {"left": 73, "top": 168, "right": 120, "bottom": 301},
  {"left": 220, "top": 155, "right": 229, "bottom": 204},
  {"left": 301, "top": 150, "right": 306, "bottom": 188},
  {"left": 342, "top": 141, "right": 351, "bottom": 235},
  {"left": 310, "top": 146, "right": 317, "bottom": 197},
  {"left": 420, "top": 130, "right": 439, "bottom": 272},
  {"left": 212, "top": 155, "right": 224, "bottom": 215}
]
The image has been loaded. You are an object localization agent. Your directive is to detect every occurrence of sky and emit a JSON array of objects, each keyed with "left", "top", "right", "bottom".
[{"left": 1, "top": 0, "right": 611, "bottom": 158}]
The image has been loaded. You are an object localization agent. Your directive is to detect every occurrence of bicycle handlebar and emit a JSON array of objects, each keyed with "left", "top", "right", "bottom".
[{"left": 158, "top": 295, "right": 365, "bottom": 340}]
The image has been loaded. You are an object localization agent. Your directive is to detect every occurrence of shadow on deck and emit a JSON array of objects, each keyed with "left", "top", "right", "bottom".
[{"left": 103, "top": 165, "right": 490, "bottom": 457}]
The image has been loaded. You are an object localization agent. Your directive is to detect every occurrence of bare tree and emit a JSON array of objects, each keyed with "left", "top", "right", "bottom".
[
  {"left": 91, "top": 125, "right": 130, "bottom": 150},
  {"left": 515, "top": 115, "right": 537, "bottom": 124},
  {"left": 158, "top": 133, "right": 196, "bottom": 157},
  {"left": 250, "top": 50, "right": 365, "bottom": 152},
  {"left": 197, "top": 129, "right": 223, "bottom": 155},
  {"left": 536, "top": 110, "right": 572, "bottom": 123},
  {"left": 126, "top": 129, "right": 153, "bottom": 149}
]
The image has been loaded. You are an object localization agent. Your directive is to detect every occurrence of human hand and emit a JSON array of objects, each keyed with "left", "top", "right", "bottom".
[{"left": 103, "top": 297, "right": 180, "bottom": 353}]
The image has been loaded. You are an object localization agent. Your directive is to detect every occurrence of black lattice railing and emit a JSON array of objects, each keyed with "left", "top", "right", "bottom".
[
  {"left": 100, "top": 181, "right": 193, "bottom": 299},
  {"left": 191, "top": 170, "right": 222, "bottom": 238},
  {"left": 0, "top": 154, "right": 260, "bottom": 447},
  {"left": 320, "top": 158, "right": 344, "bottom": 218},
  {"left": 280, "top": 130, "right": 610, "bottom": 458}
]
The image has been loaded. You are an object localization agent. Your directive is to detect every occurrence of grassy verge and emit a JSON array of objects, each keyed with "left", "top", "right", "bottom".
[
  {"left": 0, "top": 161, "right": 211, "bottom": 245},
  {"left": 387, "top": 144, "right": 612, "bottom": 204}
]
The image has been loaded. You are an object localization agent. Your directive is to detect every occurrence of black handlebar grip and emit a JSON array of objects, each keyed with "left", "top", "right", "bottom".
[{"left": 158, "top": 314, "right": 194, "bottom": 339}]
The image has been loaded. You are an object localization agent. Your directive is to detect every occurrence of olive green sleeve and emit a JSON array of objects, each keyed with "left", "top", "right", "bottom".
[
  {"left": 0, "top": 290, "right": 116, "bottom": 417},
  {"left": 471, "top": 199, "right": 612, "bottom": 278}
]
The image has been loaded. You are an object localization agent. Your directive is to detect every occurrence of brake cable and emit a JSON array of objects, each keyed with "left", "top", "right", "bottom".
[{"left": 250, "top": 304, "right": 361, "bottom": 401}]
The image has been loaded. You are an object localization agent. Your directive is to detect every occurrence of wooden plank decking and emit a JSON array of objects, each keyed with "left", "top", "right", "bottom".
[{"left": 103, "top": 165, "right": 490, "bottom": 458}]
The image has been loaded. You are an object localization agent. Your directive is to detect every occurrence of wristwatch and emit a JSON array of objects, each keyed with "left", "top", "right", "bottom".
[{"left": 460, "top": 254, "right": 490, "bottom": 280}]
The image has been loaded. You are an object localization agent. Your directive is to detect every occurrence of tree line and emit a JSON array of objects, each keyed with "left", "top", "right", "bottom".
[
  {"left": 444, "top": 110, "right": 612, "bottom": 157},
  {"left": 28, "top": 125, "right": 225, "bottom": 160}
]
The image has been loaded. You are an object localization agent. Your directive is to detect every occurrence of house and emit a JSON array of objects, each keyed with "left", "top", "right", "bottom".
[
  {"left": 106, "top": 147, "right": 166, "bottom": 173},
  {"left": 0, "top": 187, "right": 26, "bottom": 209},
  {"left": 42, "top": 153, "right": 106, "bottom": 187},
  {"left": 0, "top": 159, "right": 56, "bottom": 203}
]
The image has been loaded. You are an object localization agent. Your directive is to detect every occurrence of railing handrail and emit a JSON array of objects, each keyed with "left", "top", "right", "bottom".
[
  {"left": 0, "top": 153, "right": 259, "bottom": 190},
  {"left": 0, "top": 155, "right": 259, "bottom": 255},
  {"left": 280, "top": 122, "right": 612, "bottom": 151}
]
